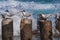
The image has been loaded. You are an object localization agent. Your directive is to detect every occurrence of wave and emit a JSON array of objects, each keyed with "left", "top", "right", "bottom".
[
  {"left": 15, "top": 0, "right": 60, "bottom": 3},
  {"left": 0, "top": 1, "right": 60, "bottom": 11},
  {"left": 1, "top": 0, "right": 60, "bottom": 3}
]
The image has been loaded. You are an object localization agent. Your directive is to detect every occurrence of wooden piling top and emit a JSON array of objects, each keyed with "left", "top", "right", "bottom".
[
  {"left": 2, "top": 18, "right": 13, "bottom": 25},
  {"left": 21, "top": 18, "right": 32, "bottom": 30}
]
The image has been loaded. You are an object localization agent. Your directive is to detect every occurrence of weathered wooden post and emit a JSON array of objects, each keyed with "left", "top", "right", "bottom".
[
  {"left": 20, "top": 18, "right": 32, "bottom": 40},
  {"left": 56, "top": 16, "right": 60, "bottom": 32},
  {"left": 37, "top": 14, "right": 52, "bottom": 40},
  {"left": 20, "top": 10, "right": 32, "bottom": 40},
  {"left": 2, "top": 18, "right": 13, "bottom": 40}
]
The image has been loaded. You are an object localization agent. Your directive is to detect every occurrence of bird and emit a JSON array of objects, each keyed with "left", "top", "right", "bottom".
[
  {"left": 5, "top": 10, "right": 14, "bottom": 17},
  {"left": 39, "top": 14, "right": 54, "bottom": 20},
  {"left": 39, "top": 14, "right": 47, "bottom": 20},
  {"left": 21, "top": 10, "right": 31, "bottom": 18}
]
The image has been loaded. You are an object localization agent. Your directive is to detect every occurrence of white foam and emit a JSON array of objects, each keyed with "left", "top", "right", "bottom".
[{"left": 0, "top": 1, "right": 60, "bottom": 11}]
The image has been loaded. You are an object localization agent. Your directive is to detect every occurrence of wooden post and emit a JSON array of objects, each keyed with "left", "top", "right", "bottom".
[
  {"left": 20, "top": 18, "right": 32, "bottom": 40},
  {"left": 56, "top": 18, "right": 60, "bottom": 32},
  {"left": 2, "top": 18, "right": 13, "bottom": 40},
  {"left": 37, "top": 14, "right": 52, "bottom": 40},
  {"left": 38, "top": 20, "right": 52, "bottom": 40}
]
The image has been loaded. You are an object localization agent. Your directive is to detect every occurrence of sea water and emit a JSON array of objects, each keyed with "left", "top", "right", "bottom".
[
  {"left": 0, "top": 36, "right": 60, "bottom": 40},
  {"left": 0, "top": 0, "right": 60, "bottom": 40}
]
